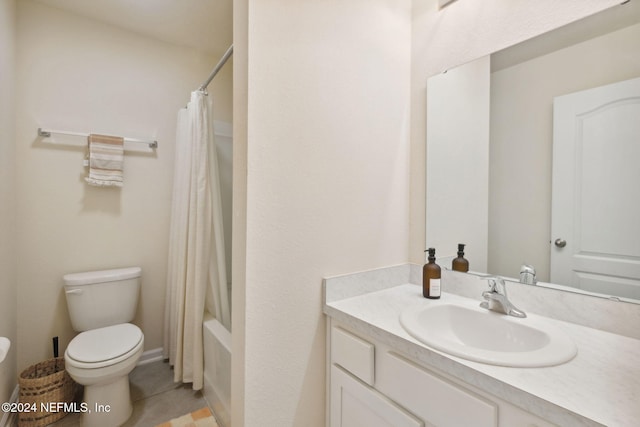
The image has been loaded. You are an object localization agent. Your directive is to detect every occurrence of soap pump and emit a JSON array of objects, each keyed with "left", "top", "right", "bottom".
[
  {"left": 423, "top": 248, "right": 441, "bottom": 299},
  {"left": 452, "top": 243, "right": 469, "bottom": 272}
]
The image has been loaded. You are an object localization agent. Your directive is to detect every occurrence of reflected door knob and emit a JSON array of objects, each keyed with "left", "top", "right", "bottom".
[{"left": 554, "top": 238, "right": 567, "bottom": 248}]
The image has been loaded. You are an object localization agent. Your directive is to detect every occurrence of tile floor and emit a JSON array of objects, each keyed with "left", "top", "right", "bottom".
[{"left": 49, "top": 360, "right": 211, "bottom": 427}]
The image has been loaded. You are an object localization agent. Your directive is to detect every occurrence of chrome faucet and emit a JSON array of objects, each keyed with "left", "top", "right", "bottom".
[
  {"left": 519, "top": 264, "right": 537, "bottom": 285},
  {"left": 480, "top": 277, "right": 527, "bottom": 318}
]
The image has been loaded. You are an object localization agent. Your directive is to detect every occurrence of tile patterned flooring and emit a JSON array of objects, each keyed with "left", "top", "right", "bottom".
[{"left": 50, "top": 360, "right": 211, "bottom": 427}]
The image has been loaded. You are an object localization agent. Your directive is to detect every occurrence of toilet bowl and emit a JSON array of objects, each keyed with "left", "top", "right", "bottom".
[
  {"left": 65, "top": 324, "right": 143, "bottom": 427},
  {"left": 63, "top": 267, "right": 144, "bottom": 427}
]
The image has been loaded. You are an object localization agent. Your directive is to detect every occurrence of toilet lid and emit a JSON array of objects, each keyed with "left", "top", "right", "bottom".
[{"left": 67, "top": 323, "right": 143, "bottom": 363}]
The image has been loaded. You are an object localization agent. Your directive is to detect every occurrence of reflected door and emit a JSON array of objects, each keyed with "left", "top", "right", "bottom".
[{"left": 551, "top": 77, "right": 640, "bottom": 299}]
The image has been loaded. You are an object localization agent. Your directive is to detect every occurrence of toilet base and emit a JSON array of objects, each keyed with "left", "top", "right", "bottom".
[{"left": 80, "top": 376, "right": 132, "bottom": 427}]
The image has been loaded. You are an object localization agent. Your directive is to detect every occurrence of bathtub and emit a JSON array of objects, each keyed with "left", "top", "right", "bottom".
[{"left": 203, "top": 313, "right": 231, "bottom": 427}]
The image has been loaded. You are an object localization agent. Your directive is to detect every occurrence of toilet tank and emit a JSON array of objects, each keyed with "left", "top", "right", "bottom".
[{"left": 63, "top": 267, "right": 141, "bottom": 332}]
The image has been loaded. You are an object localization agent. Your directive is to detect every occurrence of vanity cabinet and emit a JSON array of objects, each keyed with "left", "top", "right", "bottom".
[
  {"left": 330, "top": 326, "right": 423, "bottom": 427},
  {"left": 327, "top": 321, "right": 556, "bottom": 427},
  {"left": 330, "top": 365, "right": 424, "bottom": 427}
]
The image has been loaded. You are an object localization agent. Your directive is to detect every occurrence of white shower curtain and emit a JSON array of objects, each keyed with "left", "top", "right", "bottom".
[{"left": 163, "top": 91, "right": 230, "bottom": 390}]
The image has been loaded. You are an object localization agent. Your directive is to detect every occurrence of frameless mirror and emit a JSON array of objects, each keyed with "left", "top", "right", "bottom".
[{"left": 426, "top": 2, "right": 640, "bottom": 303}]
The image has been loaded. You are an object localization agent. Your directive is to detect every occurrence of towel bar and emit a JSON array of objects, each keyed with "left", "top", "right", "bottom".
[{"left": 37, "top": 127, "right": 158, "bottom": 149}]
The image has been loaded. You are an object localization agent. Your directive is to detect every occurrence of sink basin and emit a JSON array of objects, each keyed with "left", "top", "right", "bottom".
[{"left": 400, "top": 299, "right": 577, "bottom": 367}]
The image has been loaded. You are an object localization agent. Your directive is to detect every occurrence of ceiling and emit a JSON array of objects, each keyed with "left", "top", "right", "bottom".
[{"left": 34, "top": 0, "right": 233, "bottom": 56}]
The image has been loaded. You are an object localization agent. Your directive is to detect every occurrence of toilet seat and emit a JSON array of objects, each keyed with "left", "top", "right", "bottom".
[{"left": 66, "top": 323, "right": 143, "bottom": 369}]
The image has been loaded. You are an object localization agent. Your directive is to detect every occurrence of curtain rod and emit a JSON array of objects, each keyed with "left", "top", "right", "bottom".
[{"left": 199, "top": 45, "right": 233, "bottom": 91}]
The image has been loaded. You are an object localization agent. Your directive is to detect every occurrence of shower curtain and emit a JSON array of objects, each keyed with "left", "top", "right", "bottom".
[{"left": 163, "top": 91, "right": 230, "bottom": 390}]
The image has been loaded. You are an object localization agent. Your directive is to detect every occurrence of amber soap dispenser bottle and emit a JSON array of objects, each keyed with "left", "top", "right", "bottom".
[
  {"left": 423, "top": 248, "right": 441, "bottom": 299},
  {"left": 452, "top": 243, "right": 469, "bottom": 272}
]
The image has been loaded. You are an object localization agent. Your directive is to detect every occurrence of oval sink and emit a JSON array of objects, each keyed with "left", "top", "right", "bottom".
[{"left": 400, "top": 300, "right": 577, "bottom": 367}]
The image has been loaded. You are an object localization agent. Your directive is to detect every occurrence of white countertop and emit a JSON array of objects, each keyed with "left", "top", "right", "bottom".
[{"left": 324, "top": 283, "right": 640, "bottom": 427}]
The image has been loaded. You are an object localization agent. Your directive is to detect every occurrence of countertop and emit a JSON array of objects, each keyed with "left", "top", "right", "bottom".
[{"left": 324, "top": 283, "right": 640, "bottom": 427}]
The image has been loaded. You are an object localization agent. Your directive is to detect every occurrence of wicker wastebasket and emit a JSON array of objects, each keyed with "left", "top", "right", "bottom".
[{"left": 18, "top": 357, "right": 78, "bottom": 427}]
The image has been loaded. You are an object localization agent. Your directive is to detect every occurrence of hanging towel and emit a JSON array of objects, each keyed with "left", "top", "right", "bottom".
[{"left": 85, "top": 133, "right": 124, "bottom": 187}]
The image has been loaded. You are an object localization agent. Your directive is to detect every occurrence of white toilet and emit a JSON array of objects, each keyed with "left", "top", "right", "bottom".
[{"left": 63, "top": 267, "right": 144, "bottom": 427}]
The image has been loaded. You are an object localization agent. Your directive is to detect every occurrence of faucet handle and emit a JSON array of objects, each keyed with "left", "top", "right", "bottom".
[{"left": 482, "top": 276, "right": 506, "bottom": 294}]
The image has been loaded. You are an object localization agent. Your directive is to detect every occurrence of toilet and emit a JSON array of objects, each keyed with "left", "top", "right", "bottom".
[{"left": 63, "top": 267, "right": 144, "bottom": 427}]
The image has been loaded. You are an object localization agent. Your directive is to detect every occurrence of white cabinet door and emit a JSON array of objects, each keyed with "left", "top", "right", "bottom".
[
  {"left": 499, "top": 400, "right": 558, "bottom": 427},
  {"left": 330, "top": 365, "right": 424, "bottom": 427},
  {"left": 376, "top": 351, "right": 497, "bottom": 427}
]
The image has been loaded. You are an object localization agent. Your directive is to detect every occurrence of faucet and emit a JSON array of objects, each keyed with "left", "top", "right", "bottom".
[
  {"left": 480, "top": 277, "right": 527, "bottom": 318},
  {"left": 519, "top": 264, "right": 537, "bottom": 285}
]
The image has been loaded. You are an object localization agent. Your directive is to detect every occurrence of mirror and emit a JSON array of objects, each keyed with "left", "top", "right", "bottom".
[{"left": 426, "top": 2, "right": 640, "bottom": 303}]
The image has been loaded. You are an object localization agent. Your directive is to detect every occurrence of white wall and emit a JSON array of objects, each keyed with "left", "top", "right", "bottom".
[
  {"left": 410, "top": 0, "right": 621, "bottom": 265},
  {"left": 489, "top": 22, "right": 640, "bottom": 281},
  {"left": 0, "top": 0, "right": 17, "bottom": 406},
  {"left": 233, "top": 0, "right": 412, "bottom": 425},
  {"left": 14, "top": 0, "right": 227, "bottom": 370}
]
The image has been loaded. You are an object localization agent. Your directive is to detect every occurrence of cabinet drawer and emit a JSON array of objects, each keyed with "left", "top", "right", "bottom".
[
  {"left": 331, "top": 327, "right": 375, "bottom": 385},
  {"left": 376, "top": 352, "right": 497, "bottom": 427},
  {"left": 331, "top": 365, "right": 424, "bottom": 427}
]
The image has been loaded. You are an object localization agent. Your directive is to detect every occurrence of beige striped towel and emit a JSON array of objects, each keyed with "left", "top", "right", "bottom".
[{"left": 85, "top": 133, "right": 124, "bottom": 187}]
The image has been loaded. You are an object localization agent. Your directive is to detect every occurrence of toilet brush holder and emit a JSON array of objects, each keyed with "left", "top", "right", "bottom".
[{"left": 18, "top": 357, "right": 78, "bottom": 427}]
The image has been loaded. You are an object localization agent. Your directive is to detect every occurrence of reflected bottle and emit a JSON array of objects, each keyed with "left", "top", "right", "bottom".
[
  {"left": 452, "top": 243, "right": 469, "bottom": 272},
  {"left": 423, "top": 248, "right": 441, "bottom": 299}
]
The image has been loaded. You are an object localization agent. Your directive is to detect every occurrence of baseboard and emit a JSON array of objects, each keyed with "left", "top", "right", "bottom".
[
  {"left": 137, "top": 347, "right": 164, "bottom": 366},
  {"left": 0, "top": 384, "right": 19, "bottom": 427}
]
